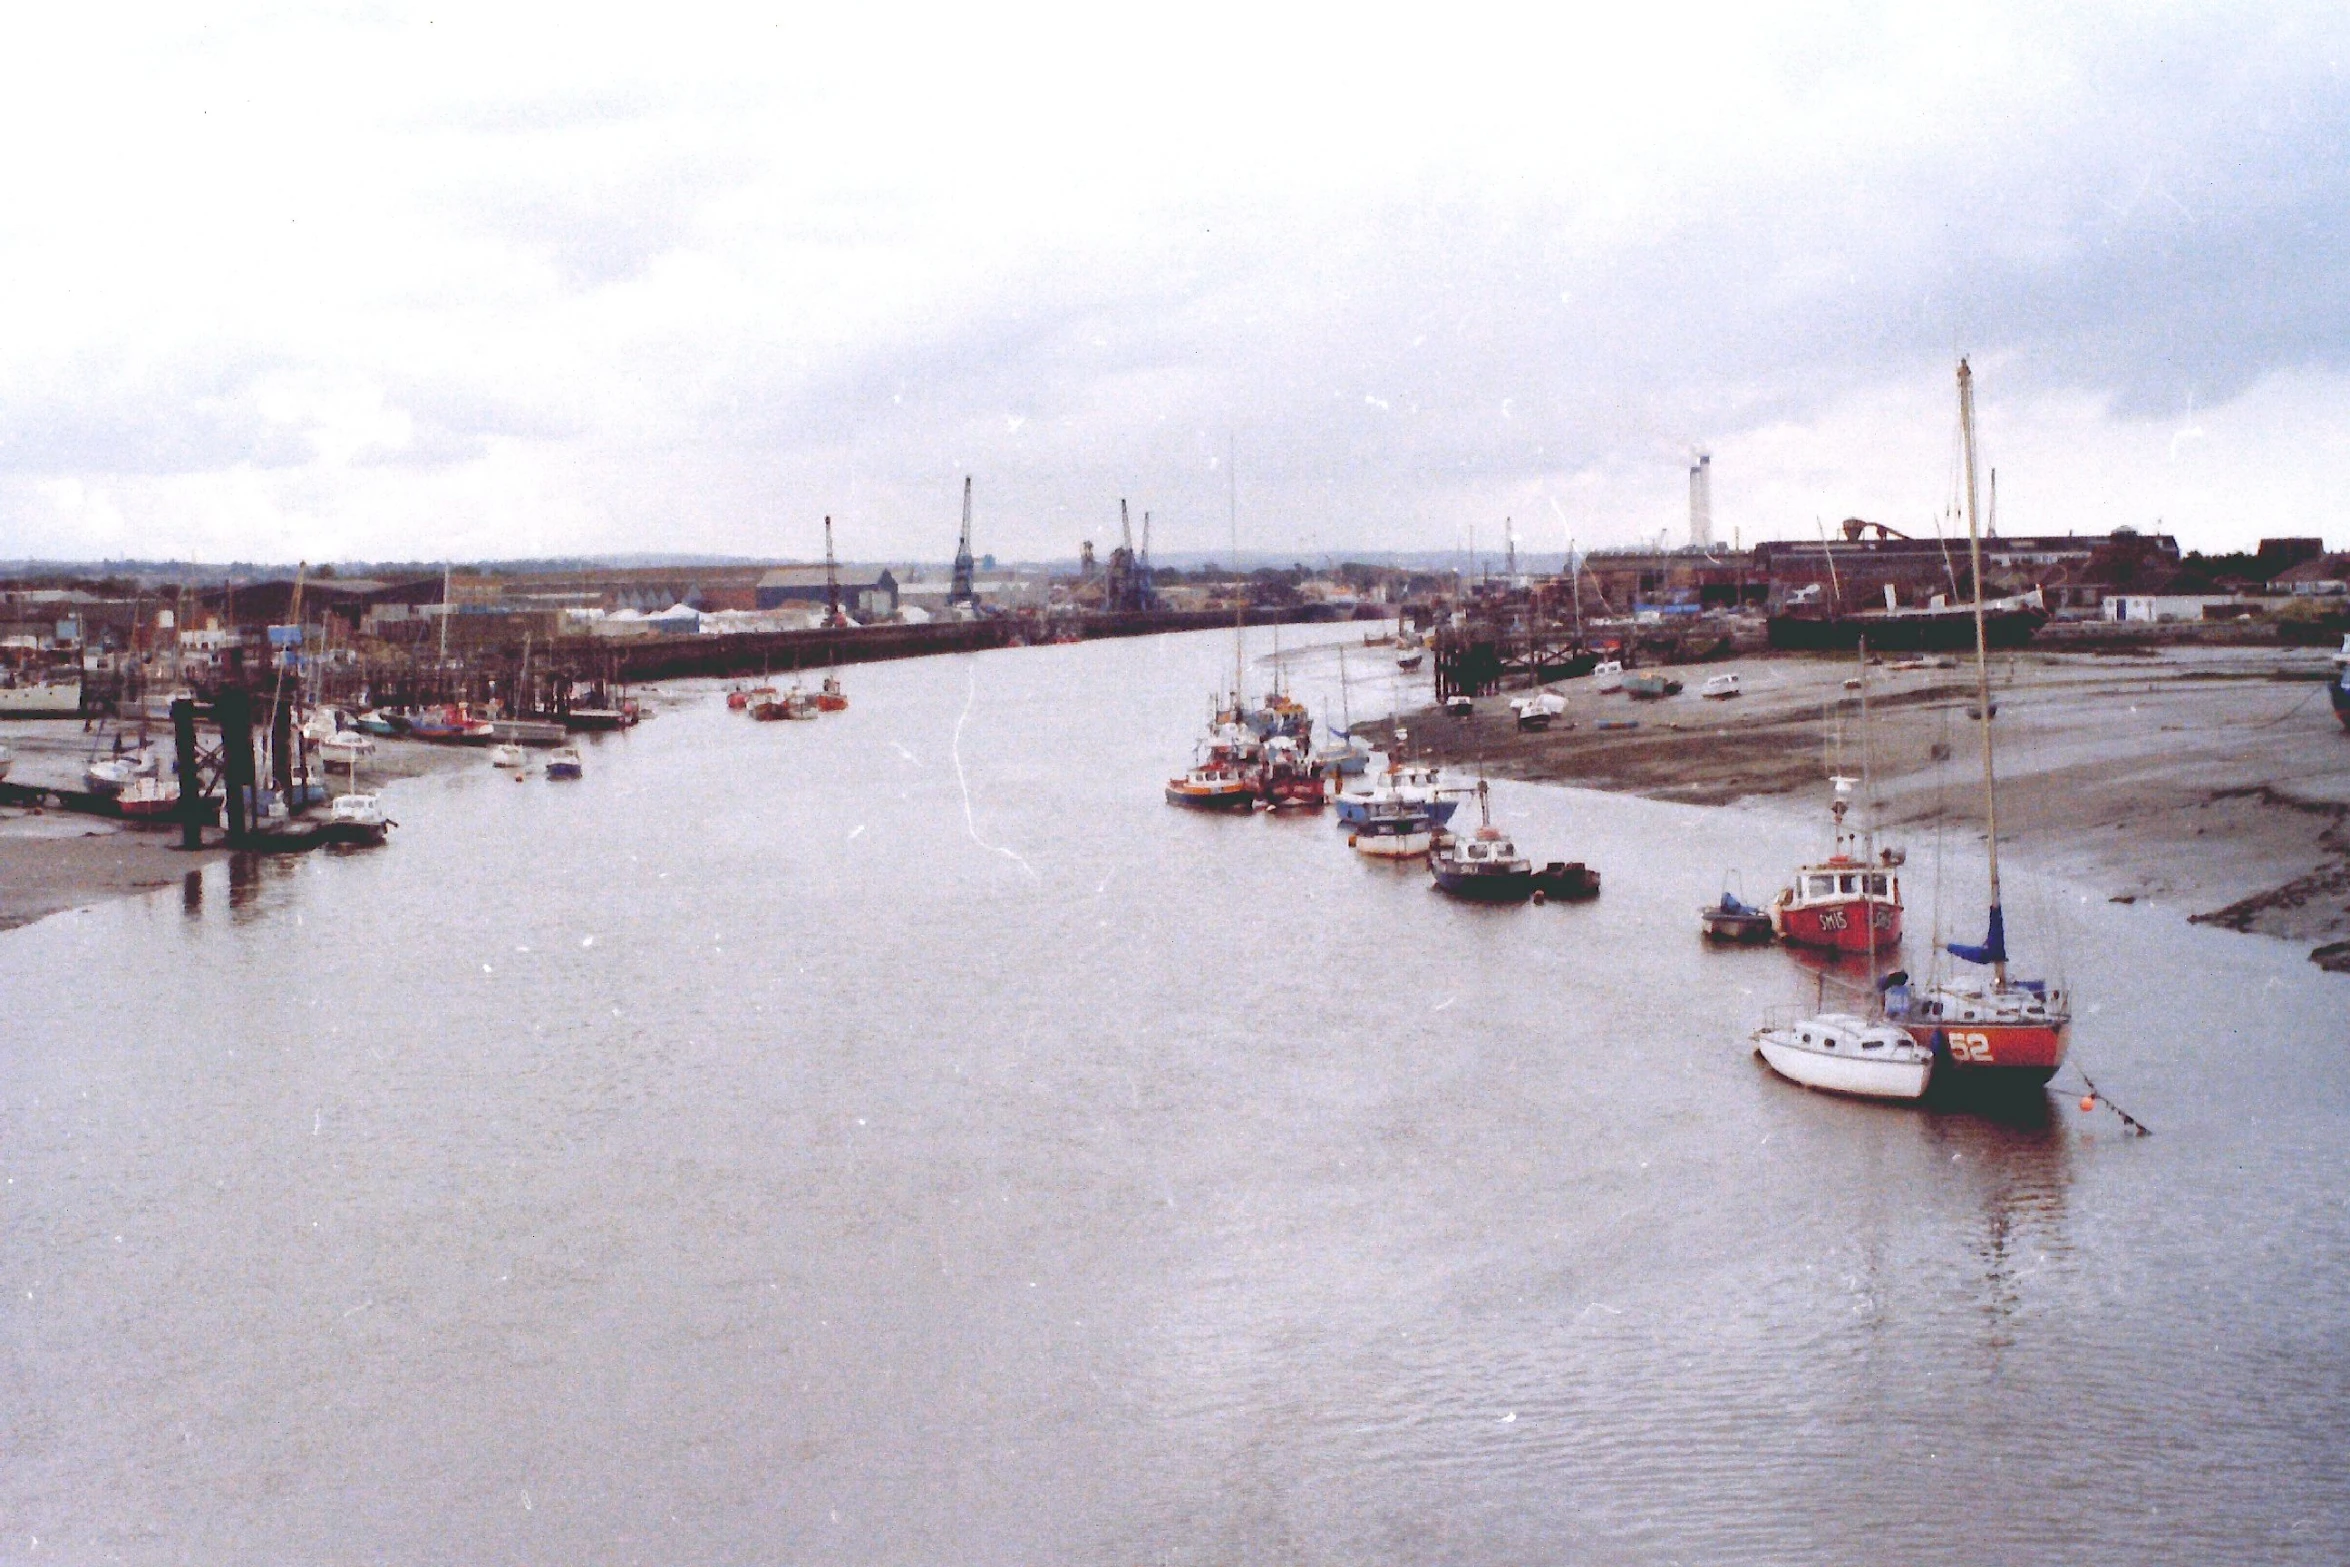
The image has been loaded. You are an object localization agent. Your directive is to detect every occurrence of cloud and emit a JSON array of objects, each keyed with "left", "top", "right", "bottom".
[{"left": 1, "top": 2, "right": 2347, "bottom": 562}]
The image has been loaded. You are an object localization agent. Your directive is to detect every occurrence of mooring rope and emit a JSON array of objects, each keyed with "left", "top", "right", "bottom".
[{"left": 2074, "top": 1068, "right": 2152, "bottom": 1136}]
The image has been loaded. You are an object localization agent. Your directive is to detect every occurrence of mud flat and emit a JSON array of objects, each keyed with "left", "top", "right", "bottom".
[
  {"left": 0, "top": 726, "right": 475, "bottom": 932},
  {"left": 1391, "top": 642, "right": 2350, "bottom": 970}
]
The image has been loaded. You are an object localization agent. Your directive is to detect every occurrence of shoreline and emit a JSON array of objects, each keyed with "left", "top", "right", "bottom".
[
  {"left": 0, "top": 729, "right": 480, "bottom": 932},
  {"left": 1369, "top": 642, "right": 2350, "bottom": 971}
]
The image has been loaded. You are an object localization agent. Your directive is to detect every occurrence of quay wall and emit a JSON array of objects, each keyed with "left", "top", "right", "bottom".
[{"left": 604, "top": 607, "right": 1349, "bottom": 684}]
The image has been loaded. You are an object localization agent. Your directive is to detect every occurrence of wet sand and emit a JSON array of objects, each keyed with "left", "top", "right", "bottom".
[{"left": 1383, "top": 642, "right": 2350, "bottom": 969}]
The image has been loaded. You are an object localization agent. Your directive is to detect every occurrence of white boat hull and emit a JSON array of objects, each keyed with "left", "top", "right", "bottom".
[
  {"left": 1353, "top": 829, "right": 1431, "bottom": 858},
  {"left": 1754, "top": 1030, "right": 1932, "bottom": 1101}
]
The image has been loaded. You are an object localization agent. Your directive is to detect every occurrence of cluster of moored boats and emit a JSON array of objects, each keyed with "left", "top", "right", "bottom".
[
  {"left": 1165, "top": 686, "right": 1603, "bottom": 905},
  {"left": 1738, "top": 359, "right": 2071, "bottom": 1105},
  {"left": 726, "top": 673, "right": 849, "bottom": 721}
]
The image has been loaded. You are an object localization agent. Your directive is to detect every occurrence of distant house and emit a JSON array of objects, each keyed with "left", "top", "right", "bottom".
[
  {"left": 2271, "top": 553, "right": 2350, "bottom": 597},
  {"left": 756, "top": 566, "right": 899, "bottom": 620},
  {"left": 2104, "top": 593, "right": 2249, "bottom": 623}
]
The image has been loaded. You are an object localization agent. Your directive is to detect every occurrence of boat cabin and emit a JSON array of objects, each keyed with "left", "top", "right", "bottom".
[{"left": 1793, "top": 867, "right": 1897, "bottom": 902}]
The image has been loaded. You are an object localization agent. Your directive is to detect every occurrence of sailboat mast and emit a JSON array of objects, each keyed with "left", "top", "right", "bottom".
[
  {"left": 1957, "top": 357, "right": 2006, "bottom": 985},
  {"left": 1229, "top": 434, "right": 1243, "bottom": 704}
]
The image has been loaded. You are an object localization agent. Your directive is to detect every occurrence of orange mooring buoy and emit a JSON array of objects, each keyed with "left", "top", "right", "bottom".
[{"left": 2079, "top": 1095, "right": 2097, "bottom": 1113}]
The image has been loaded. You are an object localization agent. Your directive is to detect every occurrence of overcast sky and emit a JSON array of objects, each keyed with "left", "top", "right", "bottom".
[{"left": 1, "top": 3, "right": 2344, "bottom": 566}]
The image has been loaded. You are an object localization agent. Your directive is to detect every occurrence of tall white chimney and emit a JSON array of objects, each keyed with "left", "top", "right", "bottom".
[{"left": 1689, "top": 452, "right": 1712, "bottom": 550}]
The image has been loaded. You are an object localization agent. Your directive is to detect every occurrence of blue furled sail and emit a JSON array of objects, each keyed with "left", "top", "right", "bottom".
[{"left": 1947, "top": 905, "right": 2007, "bottom": 966}]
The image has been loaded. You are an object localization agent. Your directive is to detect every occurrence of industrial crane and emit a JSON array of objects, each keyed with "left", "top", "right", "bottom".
[{"left": 950, "top": 477, "right": 977, "bottom": 608}]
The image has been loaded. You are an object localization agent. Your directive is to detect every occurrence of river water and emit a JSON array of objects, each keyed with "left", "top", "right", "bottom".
[{"left": 3, "top": 627, "right": 2343, "bottom": 1564}]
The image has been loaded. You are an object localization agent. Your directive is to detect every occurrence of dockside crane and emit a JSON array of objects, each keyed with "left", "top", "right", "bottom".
[
  {"left": 823, "top": 515, "right": 847, "bottom": 628},
  {"left": 950, "top": 477, "right": 977, "bottom": 608}
]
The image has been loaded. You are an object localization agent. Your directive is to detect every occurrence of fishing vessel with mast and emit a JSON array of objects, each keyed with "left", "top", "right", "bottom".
[
  {"left": 1885, "top": 359, "right": 2072, "bottom": 1086},
  {"left": 1769, "top": 662, "right": 1904, "bottom": 954}
]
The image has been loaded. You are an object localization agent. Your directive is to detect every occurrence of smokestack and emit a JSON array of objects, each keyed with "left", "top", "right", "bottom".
[{"left": 1689, "top": 453, "right": 1712, "bottom": 550}]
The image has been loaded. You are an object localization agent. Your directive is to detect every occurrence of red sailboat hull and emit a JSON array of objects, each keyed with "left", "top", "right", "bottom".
[{"left": 1905, "top": 1019, "right": 2067, "bottom": 1085}]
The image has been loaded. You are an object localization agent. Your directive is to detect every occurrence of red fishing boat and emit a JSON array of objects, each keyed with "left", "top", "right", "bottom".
[
  {"left": 1770, "top": 776, "right": 1904, "bottom": 954},
  {"left": 1258, "top": 734, "right": 1326, "bottom": 809}
]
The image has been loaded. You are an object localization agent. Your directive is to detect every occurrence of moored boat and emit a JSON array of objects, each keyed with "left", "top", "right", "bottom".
[
  {"left": 1622, "top": 673, "right": 1682, "bottom": 700},
  {"left": 117, "top": 775, "right": 181, "bottom": 821},
  {"left": 1348, "top": 798, "right": 1436, "bottom": 857},
  {"left": 1334, "top": 752, "right": 1461, "bottom": 829},
  {"left": 1883, "top": 360, "right": 2073, "bottom": 1087},
  {"left": 545, "top": 745, "right": 584, "bottom": 780},
  {"left": 1591, "top": 659, "right": 1624, "bottom": 693},
  {"left": 815, "top": 674, "right": 849, "bottom": 713},
  {"left": 1164, "top": 758, "right": 1259, "bottom": 811},
  {"left": 327, "top": 790, "right": 392, "bottom": 844},
  {"left": 321, "top": 729, "right": 377, "bottom": 763},
  {"left": 1701, "top": 888, "right": 1776, "bottom": 943},
  {"left": 488, "top": 743, "right": 527, "bottom": 769},
  {"left": 1258, "top": 734, "right": 1326, "bottom": 809},
  {"left": 1751, "top": 1011, "right": 1933, "bottom": 1100},
  {"left": 1700, "top": 672, "right": 1742, "bottom": 699},
  {"left": 0, "top": 676, "right": 83, "bottom": 718},
  {"left": 1531, "top": 860, "right": 1601, "bottom": 901},
  {"left": 1428, "top": 784, "right": 1535, "bottom": 902}
]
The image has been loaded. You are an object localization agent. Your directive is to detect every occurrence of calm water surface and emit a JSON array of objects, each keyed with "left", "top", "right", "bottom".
[{"left": 3, "top": 628, "right": 2344, "bottom": 1563}]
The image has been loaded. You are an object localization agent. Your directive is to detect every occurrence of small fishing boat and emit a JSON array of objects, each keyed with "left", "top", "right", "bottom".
[
  {"left": 1622, "top": 673, "right": 1683, "bottom": 700},
  {"left": 1751, "top": 1011, "right": 1933, "bottom": 1100},
  {"left": 488, "top": 743, "right": 527, "bottom": 769},
  {"left": 486, "top": 716, "right": 570, "bottom": 746},
  {"left": 407, "top": 706, "right": 497, "bottom": 745},
  {"left": 1334, "top": 756, "right": 1461, "bottom": 829},
  {"left": 726, "top": 688, "right": 750, "bottom": 711},
  {"left": 117, "top": 775, "right": 181, "bottom": 821},
  {"left": 327, "top": 791, "right": 392, "bottom": 844},
  {"left": 1531, "top": 860, "right": 1601, "bottom": 901},
  {"left": 563, "top": 706, "right": 631, "bottom": 732},
  {"left": 1510, "top": 690, "right": 1566, "bottom": 730},
  {"left": 1164, "top": 758, "right": 1259, "bottom": 811},
  {"left": 1396, "top": 648, "right": 1425, "bottom": 671},
  {"left": 816, "top": 673, "right": 849, "bottom": 712},
  {"left": 354, "top": 709, "right": 405, "bottom": 736},
  {"left": 84, "top": 749, "right": 157, "bottom": 796},
  {"left": 1700, "top": 887, "right": 1776, "bottom": 944},
  {"left": 1258, "top": 734, "right": 1326, "bottom": 809},
  {"left": 1700, "top": 672, "right": 1743, "bottom": 700},
  {"left": 544, "top": 746, "right": 584, "bottom": 780},
  {"left": 1591, "top": 659, "right": 1624, "bottom": 693},
  {"left": 1770, "top": 840, "right": 1904, "bottom": 953},
  {"left": 321, "top": 729, "right": 377, "bottom": 762},
  {"left": 1428, "top": 784, "right": 1535, "bottom": 902},
  {"left": 1349, "top": 798, "right": 1437, "bottom": 857},
  {"left": 753, "top": 687, "right": 819, "bottom": 721}
]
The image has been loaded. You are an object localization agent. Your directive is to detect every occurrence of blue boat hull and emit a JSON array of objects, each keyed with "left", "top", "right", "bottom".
[{"left": 1337, "top": 795, "right": 1459, "bottom": 828}]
